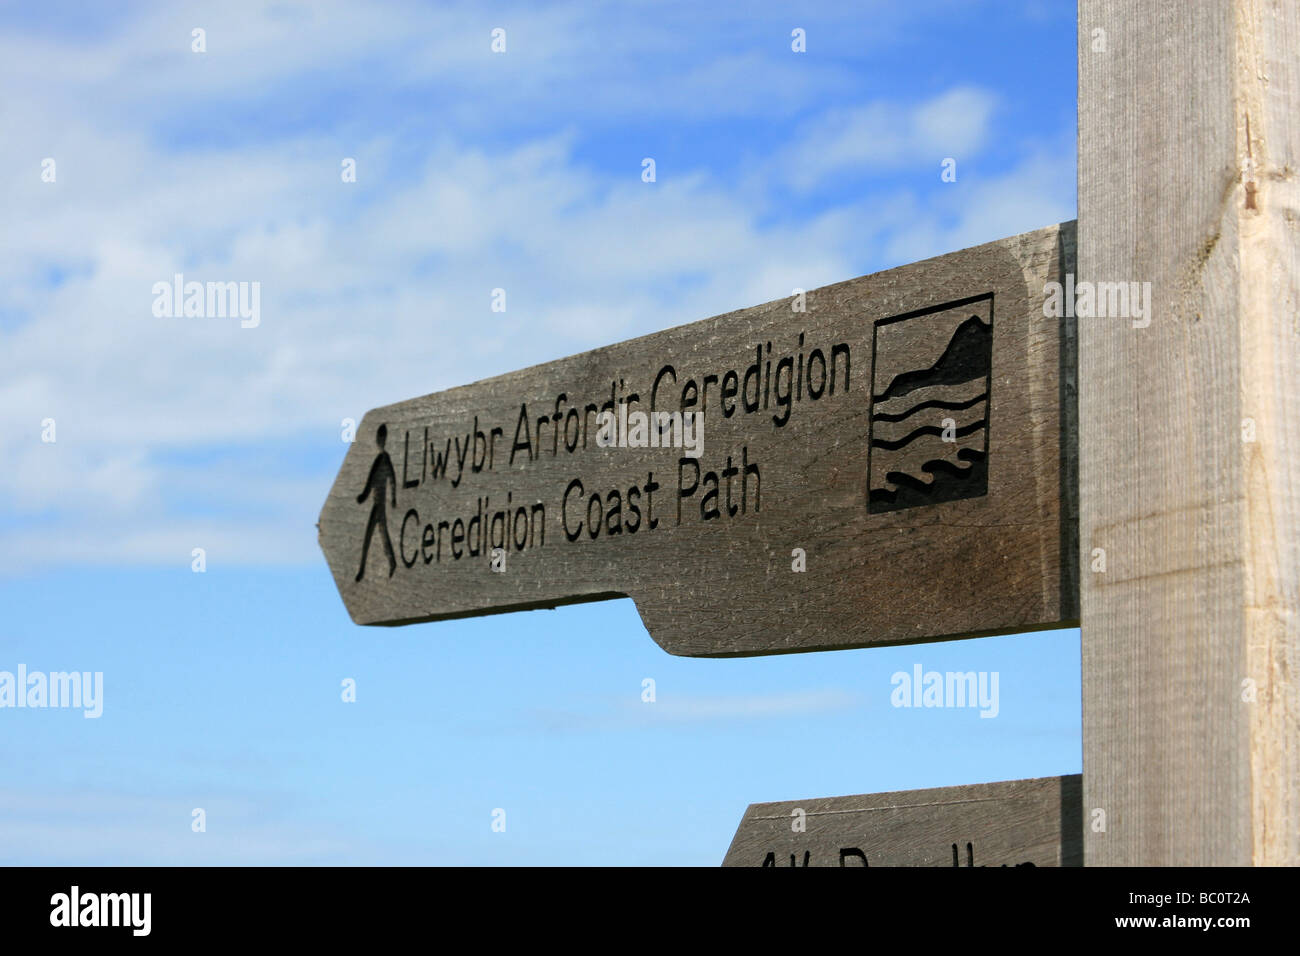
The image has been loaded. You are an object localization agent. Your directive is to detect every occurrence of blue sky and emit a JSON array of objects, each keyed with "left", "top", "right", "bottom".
[{"left": 0, "top": 0, "right": 1079, "bottom": 864}]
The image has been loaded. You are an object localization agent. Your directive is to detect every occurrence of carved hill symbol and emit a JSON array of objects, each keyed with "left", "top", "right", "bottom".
[{"left": 867, "top": 296, "right": 993, "bottom": 514}]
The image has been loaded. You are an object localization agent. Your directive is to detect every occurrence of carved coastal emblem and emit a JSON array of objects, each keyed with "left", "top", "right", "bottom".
[{"left": 867, "top": 294, "right": 993, "bottom": 513}]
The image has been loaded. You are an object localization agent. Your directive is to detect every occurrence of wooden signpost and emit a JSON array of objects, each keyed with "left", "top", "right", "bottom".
[
  {"left": 320, "top": 223, "right": 1078, "bottom": 657},
  {"left": 722, "top": 775, "right": 1081, "bottom": 867},
  {"left": 317, "top": 5, "right": 1298, "bottom": 866},
  {"left": 1078, "top": 0, "right": 1299, "bottom": 866}
]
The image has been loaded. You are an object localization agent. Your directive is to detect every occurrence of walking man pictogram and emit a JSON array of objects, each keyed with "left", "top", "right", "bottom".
[{"left": 355, "top": 423, "right": 398, "bottom": 582}]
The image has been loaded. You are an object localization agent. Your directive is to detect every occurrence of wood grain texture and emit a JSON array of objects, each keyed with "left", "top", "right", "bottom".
[
  {"left": 319, "top": 224, "right": 1078, "bottom": 657},
  {"left": 1079, "top": 0, "right": 1299, "bottom": 864},
  {"left": 722, "top": 775, "right": 1082, "bottom": 867}
]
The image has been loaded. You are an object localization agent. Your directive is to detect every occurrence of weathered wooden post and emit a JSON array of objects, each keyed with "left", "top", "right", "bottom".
[{"left": 1078, "top": 0, "right": 1299, "bottom": 865}]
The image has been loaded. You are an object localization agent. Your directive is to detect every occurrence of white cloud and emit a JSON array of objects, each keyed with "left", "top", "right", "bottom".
[
  {"left": 780, "top": 87, "right": 998, "bottom": 191},
  {"left": 523, "top": 688, "right": 861, "bottom": 733},
  {"left": 879, "top": 143, "right": 1076, "bottom": 266},
  {"left": 647, "top": 688, "right": 860, "bottom": 721}
]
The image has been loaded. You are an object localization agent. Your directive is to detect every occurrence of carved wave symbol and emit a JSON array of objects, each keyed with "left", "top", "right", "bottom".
[
  {"left": 873, "top": 315, "right": 992, "bottom": 403},
  {"left": 868, "top": 312, "right": 992, "bottom": 513},
  {"left": 869, "top": 447, "right": 988, "bottom": 512}
]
